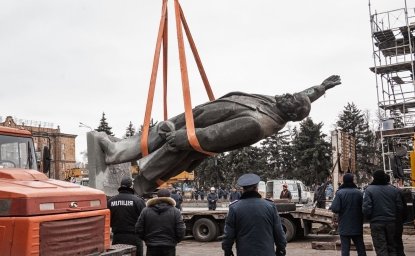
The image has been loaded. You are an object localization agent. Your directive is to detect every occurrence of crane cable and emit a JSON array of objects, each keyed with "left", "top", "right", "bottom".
[{"left": 140, "top": 0, "right": 215, "bottom": 159}]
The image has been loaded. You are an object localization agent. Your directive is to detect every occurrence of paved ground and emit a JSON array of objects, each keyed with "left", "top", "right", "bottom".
[{"left": 174, "top": 234, "right": 415, "bottom": 256}]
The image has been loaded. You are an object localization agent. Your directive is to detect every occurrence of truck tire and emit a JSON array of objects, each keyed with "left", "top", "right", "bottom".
[
  {"left": 192, "top": 218, "right": 218, "bottom": 242},
  {"left": 280, "top": 217, "right": 296, "bottom": 242}
]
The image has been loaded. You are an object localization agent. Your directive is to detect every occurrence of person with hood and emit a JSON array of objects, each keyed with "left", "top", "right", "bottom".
[
  {"left": 207, "top": 187, "right": 219, "bottom": 210},
  {"left": 136, "top": 189, "right": 185, "bottom": 256},
  {"left": 363, "top": 170, "right": 403, "bottom": 256},
  {"left": 222, "top": 173, "right": 287, "bottom": 256},
  {"left": 108, "top": 177, "right": 146, "bottom": 256},
  {"left": 330, "top": 173, "right": 366, "bottom": 256}
]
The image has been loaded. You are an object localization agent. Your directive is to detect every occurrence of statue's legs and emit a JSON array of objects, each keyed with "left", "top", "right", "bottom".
[{"left": 91, "top": 120, "right": 175, "bottom": 165}]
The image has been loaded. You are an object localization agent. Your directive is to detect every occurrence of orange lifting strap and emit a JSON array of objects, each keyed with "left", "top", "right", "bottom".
[{"left": 140, "top": 0, "right": 215, "bottom": 157}]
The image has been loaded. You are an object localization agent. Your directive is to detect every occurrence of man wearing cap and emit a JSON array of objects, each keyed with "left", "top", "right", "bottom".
[
  {"left": 207, "top": 187, "right": 219, "bottom": 210},
  {"left": 108, "top": 177, "right": 146, "bottom": 256},
  {"left": 279, "top": 184, "right": 292, "bottom": 201},
  {"left": 363, "top": 170, "right": 403, "bottom": 256},
  {"left": 136, "top": 189, "right": 185, "bottom": 256},
  {"left": 222, "top": 173, "right": 287, "bottom": 256},
  {"left": 330, "top": 173, "right": 366, "bottom": 256}
]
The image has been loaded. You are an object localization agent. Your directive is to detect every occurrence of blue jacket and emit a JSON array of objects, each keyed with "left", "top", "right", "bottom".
[
  {"left": 362, "top": 184, "right": 403, "bottom": 223},
  {"left": 222, "top": 191, "right": 286, "bottom": 256},
  {"left": 330, "top": 186, "right": 363, "bottom": 236}
]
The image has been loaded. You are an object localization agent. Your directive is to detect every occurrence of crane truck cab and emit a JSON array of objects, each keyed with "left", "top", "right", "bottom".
[{"left": 0, "top": 126, "right": 122, "bottom": 256}]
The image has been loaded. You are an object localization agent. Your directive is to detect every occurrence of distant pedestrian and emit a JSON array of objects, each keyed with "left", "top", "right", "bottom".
[
  {"left": 314, "top": 183, "right": 326, "bottom": 209},
  {"left": 218, "top": 187, "right": 224, "bottom": 199},
  {"left": 199, "top": 188, "right": 205, "bottom": 200},
  {"left": 223, "top": 188, "right": 229, "bottom": 200},
  {"left": 222, "top": 173, "right": 287, "bottom": 256},
  {"left": 170, "top": 189, "right": 183, "bottom": 211},
  {"left": 330, "top": 173, "right": 366, "bottom": 256},
  {"left": 229, "top": 188, "right": 241, "bottom": 202},
  {"left": 325, "top": 182, "right": 334, "bottom": 200},
  {"left": 136, "top": 189, "right": 186, "bottom": 256},
  {"left": 279, "top": 184, "right": 292, "bottom": 201},
  {"left": 207, "top": 187, "right": 218, "bottom": 210},
  {"left": 363, "top": 170, "right": 403, "bottom": 256},
  {"left": 108, "top": 177, "right": 146, "bottom": 256}
]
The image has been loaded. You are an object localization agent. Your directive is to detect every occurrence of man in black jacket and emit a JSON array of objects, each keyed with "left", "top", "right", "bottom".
[
  {"left": 108, "top": 177, "right": 146, "bottom": 256},
  {"left": 136, "top": 189, "right": 186, "bottom": 256},
  {"left": 207, "top": 187, "right": 218, "bottom": 210},
  {"left": 229, "top": 187, "right": 241, "bottom": 202},
  {"left": 222, "top": 173, "right": 287, "bottom": 256},
  {"left": 170, "top": 188, "right": 183, "bottom": 211},
  {"left": 363, "top": 170, "right": 403, "bottom": 256},
  {"left": 330, "top": 173, "right": 366, "bottom": 256}
]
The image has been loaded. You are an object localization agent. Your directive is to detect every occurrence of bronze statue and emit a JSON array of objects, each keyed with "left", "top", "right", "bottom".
[{"left": 88, "top": 75, "right": 341, "bottom": 195}]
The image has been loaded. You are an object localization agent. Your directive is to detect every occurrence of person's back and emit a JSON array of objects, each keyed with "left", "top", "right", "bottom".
[
  {"left": 331, "top": 187, "right": 364, "bottom": 234},
  {"left": 330, "top": 174, "right": 366, "bottom": 256},
  {"left": 222, "top": 173, "right": 286, "bottom": 256},
  {"left": 230, "top": 195, "right": 284, "bottom": 255},
  {"left": 136, "top": 189, "right": 185, "bottom": 256},
  {"left": 108, "top": 177, "right": 146, "bottom": 256},
  {"left": 363, "top": 184, "right": 402, "bottom": 222},
  {"left": 363, "top": 170, "right": 403, "bottom": 256}
]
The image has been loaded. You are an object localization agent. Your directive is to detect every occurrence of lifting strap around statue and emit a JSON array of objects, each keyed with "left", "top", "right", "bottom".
[{"left": 140, "top": 0, "right": 215, "bottom": 157}]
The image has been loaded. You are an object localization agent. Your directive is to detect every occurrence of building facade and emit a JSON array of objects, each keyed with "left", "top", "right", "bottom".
[{"left": 0, "top": 116, "right": 77, "bottom": 180}]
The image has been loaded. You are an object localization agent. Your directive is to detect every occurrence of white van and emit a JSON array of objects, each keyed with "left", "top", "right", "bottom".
[{"left": 266, "top": 179, "right": 309, "bottom": 204}]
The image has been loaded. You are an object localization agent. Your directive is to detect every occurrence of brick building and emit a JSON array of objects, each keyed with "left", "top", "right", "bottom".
[{"left": 0, "top": 116, "right": 77, "bottom": 180}]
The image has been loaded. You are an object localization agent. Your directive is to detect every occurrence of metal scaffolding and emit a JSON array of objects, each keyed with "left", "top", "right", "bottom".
[{"left": 369, "top": 0, "right": 415, "bottom": 185}]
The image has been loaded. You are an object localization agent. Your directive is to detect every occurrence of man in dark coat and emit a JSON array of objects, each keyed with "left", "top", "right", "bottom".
[
  {"left": 108, "top": 177, "right": 146, "bottom": 256},
  {"left": 229, "top": 187, "right": 241, "bottom": 202},
  {"left": 88, "top": 76, "right": 341, "bottom": 195},
  {"left": 170, "top": 188, "right": 183, "bottom": 211},
  {"left": 385, "top": 174, "right": 408, "bottom": 256},
  {"left": 363, "top": 170, "right": 403, "bottom": 256},
  {"left": 330, "top": 173, "right": 366, "bottom": 256},
  {"left": 222, "top": 173, "right": 287, "bottom": 256},
  {"left": 279, "top": 184, "right": 292, "bottom": 201},
  {"left": 207, "top": 187, "right": 218, "bottom": 210},
  {"left": 136, "top": 189, "right": 186, "bottom": 256}
]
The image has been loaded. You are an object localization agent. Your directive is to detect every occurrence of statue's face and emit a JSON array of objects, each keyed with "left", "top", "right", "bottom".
[{"left": 275, "top": 93, "right": 311, "bottom": 121}]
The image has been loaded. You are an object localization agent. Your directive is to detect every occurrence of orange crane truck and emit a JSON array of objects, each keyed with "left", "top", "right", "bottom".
[{"left": 0, "top": 126, "right": 133, "bottom": 256}]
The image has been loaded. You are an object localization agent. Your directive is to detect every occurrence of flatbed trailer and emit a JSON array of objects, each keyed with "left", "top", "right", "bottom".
[{"left": 180, "top": 204, "right": 334, "bottom": 242}]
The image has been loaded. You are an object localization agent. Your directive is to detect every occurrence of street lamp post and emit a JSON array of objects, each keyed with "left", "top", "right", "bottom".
[{"left": 79, "top": 122, "right": 93, "bottom": 131}]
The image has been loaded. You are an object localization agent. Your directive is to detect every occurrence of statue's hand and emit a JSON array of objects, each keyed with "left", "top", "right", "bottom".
[
  {"left": 165, "top": 130, "right": 190, "bottom": 152},
  {"left": 166, "top": 131, "right": 179, "bottom": 152},
  {"left": 321, "top": 75, "right": 341, "bottom": 90}
]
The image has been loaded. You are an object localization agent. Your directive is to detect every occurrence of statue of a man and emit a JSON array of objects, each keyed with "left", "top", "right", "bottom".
[{"left": 88, "top": 75, "right": 341, "bottom": 195}]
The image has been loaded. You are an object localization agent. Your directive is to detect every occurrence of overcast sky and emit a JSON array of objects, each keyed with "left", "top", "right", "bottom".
[{"left": 0, "top": 0, "right": 408, "bottom": 162}]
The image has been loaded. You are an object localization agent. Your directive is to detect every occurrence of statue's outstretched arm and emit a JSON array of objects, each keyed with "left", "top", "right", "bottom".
[{"left": 301, "top": 75, "right": 341, "bottom": 103}]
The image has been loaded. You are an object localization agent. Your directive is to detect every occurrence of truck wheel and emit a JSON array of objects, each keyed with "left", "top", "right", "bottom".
[
  {"left": 192, "top": 218, "right": 218, "bottom": 242},
  {"left": 280, "top": 217, "right": 296, "bottom": 242}
]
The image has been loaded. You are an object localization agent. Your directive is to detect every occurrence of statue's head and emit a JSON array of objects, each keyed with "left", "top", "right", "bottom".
[{"left": 274, "top": 93, "right": 311, "bottom": 121}]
